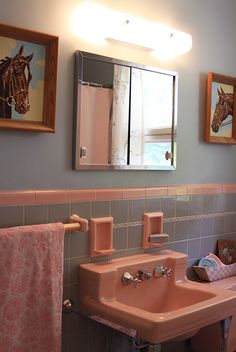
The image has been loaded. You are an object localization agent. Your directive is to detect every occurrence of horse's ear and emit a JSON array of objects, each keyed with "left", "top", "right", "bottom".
[
  {"left": 17, "top": 45, "right": 24, "bottom": 57},
  {"left": 217, "top": 88, "right": 221, "bottom": 96},
  {"left": 26, "top": 53, "right": 34, "bottom": 63},
  {"left": 220, "top": 87, "right": 226, "bottom": 96}
]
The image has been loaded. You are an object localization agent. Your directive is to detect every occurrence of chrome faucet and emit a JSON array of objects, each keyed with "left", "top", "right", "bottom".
[
  {"left": 122, "top": 272, "right": 142, "bottom": 285},
  {"left": 153, "top": 265, "right": 172, "bottom": 278},
  {"left": 137, "top": 269, "right": 153, "bottom": 281},
  {"left": 122, "top": 266, "right": 172, "bottom": 285}
]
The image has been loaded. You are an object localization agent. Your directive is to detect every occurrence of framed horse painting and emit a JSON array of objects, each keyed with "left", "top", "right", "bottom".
[
  {"left": 205, "top": 72, "right": 236, "bottom": 144},
  {"left": 0, "top": 23, "right": 58, "bottom": 132}
]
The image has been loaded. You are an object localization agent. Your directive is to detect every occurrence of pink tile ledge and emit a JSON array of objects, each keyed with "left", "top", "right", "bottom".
[
  {"left": 146, "top": 187, "right": 168, "bottom": 197},
  {"left": 122, "top": 188, "right": 146, "bottom": 199},
  {"left": 0, "top": 184, "right": 236, "bottom": 206},
  {"left": 167, "top": 186, "right": 188, "bottom": 196},
  {"left": 0, "top": 190, "right": 36, "bottom": 205},
  {"left": 198, "top": 184, "right": 223, "bottom": 194},
  {"left": 223, "top": 184, "right": 236, "bottom": 193},
  {"left": 67, "top": 189, "right": 96, "bottom": 202},
  {"left": 187, "top": 184, "right": 223, "bottom": 195},
  {"left": 95, "top": 189, "right": 123, "bottom": 201},
  {"left": 35, "top": 190, "right": 67, "bottom": 204}
]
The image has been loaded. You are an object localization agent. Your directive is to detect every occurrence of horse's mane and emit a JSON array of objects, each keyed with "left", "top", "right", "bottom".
[
  {"left": 0, "top": 57, "right": 11, "bottom": 75},
  {"left": 0, "top": 56, "right": 10, "bottom": 63},
  {"left": 225, "top": 92, "right": 233, "bottom": 102},
  {"left": 0, "top": 56, "right": 11, "bottom": 65}
]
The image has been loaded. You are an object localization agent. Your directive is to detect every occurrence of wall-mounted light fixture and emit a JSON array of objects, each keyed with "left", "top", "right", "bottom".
[{"left": 71, "top": 2, "right": 192, "bottom": 60}]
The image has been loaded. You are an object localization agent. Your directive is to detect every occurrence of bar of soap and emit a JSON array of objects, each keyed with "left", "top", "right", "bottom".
[{"left": 149, "top": 233, "right": 169, "bottom": 243}]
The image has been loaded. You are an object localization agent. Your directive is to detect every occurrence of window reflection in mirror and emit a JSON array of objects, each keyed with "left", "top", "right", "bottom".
[
  {"left": 130, "top": 68, "right": 175, "bottom": 167},
  {"left": 73, "top": 51, "right": 178, "bottom": 170}
]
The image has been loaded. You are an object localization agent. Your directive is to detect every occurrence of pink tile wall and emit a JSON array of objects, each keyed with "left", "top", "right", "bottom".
[{"left": 0, "top": 184, "right": 235, "bottom": 206}]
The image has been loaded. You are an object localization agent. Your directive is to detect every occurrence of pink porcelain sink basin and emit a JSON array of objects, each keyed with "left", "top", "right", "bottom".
[
  {"left": 79, "top": 250, "right": 236, "bottom": 344},
  {"left": 116, "top": 279, "right": 214, "bottom": 314}
]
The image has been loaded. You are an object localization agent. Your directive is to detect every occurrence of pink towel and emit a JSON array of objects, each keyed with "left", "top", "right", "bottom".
[{"left": 0, "top": 223, "right": 65, "bottom": 352}]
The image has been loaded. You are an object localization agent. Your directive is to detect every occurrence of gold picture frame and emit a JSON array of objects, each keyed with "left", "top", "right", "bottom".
[
  {"left": 206, "top": 72, "right": 236, "bottom": 144},
  {"left": 0, "top": 23, "right": 58, "bottom": 132}
]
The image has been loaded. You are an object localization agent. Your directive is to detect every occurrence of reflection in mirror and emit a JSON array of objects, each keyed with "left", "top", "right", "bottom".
[
  {"left": 73, "top": 51, "right": 178, "bottom": 170},
  {"left": 111, "top": 65, "right": 130, "bottom": 165},
  {"left": 130, "top": 68, "right": 174, "bottom": 167}
]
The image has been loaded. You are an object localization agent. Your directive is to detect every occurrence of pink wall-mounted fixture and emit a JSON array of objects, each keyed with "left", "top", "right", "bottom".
[
  {"left": 90, "top": 217, "right": 115, "bottom": 257},
  {"left": 143, "top": 212, "right": 168, "bottom": 249},
  {"left": 68, "top": 214, "right": 89, "bottom": 232}
]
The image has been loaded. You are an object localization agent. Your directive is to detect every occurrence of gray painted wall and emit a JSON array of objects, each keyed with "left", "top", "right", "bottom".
[{"left": 0, "top": 0, "right": 236, "bottom": 190}]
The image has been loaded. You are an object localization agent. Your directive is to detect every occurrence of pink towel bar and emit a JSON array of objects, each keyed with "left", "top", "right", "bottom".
[{"left": 64, "top": 214, "right": 88, "bottom": 233}]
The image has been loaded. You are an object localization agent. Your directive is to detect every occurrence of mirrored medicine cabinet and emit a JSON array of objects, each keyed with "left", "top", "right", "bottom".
[{"left": 73, "top": 51, "right": 178, "bottom": 170}]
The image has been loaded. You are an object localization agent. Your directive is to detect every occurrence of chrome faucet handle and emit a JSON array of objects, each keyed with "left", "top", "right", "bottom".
[
  {"left": 132, "top": 277, "right": 142, "bottom": 285},
  {"left": 137, "top": 269, "right": 153, "bottom": 281},
  {"left": 153, "top": 265, "right": 172, "bottom": 279},
  {"left": 162, "top": 267, "right": 172, "bottom": 278},
  {"left": 122, "top": 271, "right": 142, "bottom": 285}
]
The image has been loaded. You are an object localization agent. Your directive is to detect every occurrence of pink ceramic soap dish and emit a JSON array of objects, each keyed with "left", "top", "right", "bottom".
[{"left": 90, "top": 217, "right": 115, "bottom": 257}]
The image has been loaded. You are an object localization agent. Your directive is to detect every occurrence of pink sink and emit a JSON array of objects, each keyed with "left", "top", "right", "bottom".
[{"left": 79, "top": 250, "right": 236, "bottom": 344}]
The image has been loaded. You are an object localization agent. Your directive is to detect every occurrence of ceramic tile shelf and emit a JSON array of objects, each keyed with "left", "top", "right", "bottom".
[
  {"left": 90, "top": 217, "right": 115, "bottom": 257},
  {"left": 143, "top": 212, "right": 168, "bottom": 249}
]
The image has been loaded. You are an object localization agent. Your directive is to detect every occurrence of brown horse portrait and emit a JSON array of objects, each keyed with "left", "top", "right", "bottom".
[
  {"left": 0, "top": 45, "right": 33, "bottom": 119},
  {"left": 211, "top": 87, "right": 233, "bottom": 133}
]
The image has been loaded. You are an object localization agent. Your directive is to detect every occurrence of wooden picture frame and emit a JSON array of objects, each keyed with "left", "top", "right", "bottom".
[
  {"left": 0, "top": 23, "right": 58, "bottom": 132},
  {"left": 205, "top": 72, "right": 236, "bottom": 144}
]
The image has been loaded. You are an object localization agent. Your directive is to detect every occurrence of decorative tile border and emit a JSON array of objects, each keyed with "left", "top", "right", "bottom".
[
  {"left": 164, "top": 211, "right": 236, "bottom": 223},
  {"left": 0, "top": 184, "right": 236, "bottom": 206},
  {"left": 113, "top": 221, "right": 143, "bottom": 228},
  {"left": 113, "top": 211, "right": 236, "bottom": 228}
]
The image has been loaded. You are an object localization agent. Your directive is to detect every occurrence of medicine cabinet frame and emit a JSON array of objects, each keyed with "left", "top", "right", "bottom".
[{"left": 73, "top": 51, "right": 178, "bottom": 170}]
